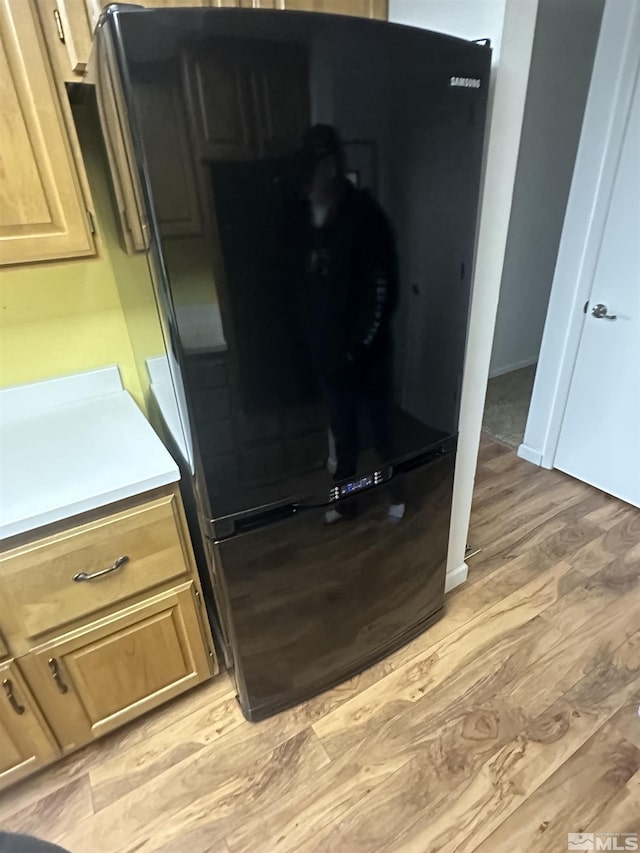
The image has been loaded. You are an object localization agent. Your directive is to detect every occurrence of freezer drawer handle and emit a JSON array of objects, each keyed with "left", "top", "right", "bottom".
[
  {"left": 73, "top": 555, "right": 129, "bottom": 582},
  {"left": 2, "top": 679, "right": 25, "bottom": 715}
]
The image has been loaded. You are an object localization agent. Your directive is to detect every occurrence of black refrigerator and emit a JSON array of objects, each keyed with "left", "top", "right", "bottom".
[{"left": 95, "top": 5, "right": 490, "bottom": 721}]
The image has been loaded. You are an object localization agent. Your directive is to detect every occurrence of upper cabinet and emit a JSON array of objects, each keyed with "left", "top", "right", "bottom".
[
  {"left": 40, "top": 0, "right": 387, "bottom": 84},
  {"left": 132, "top": 66, "right": 204, "bottom": 238},
  {"left": 40, "top": 0, "right": 212, "bottom": 83},
  {"left": 0, "top": 0, "right": 95, "bottom": 266},
  {"left": 251, "top": 42, "right": 311, "bottom": 158},
  {"left": 184, "top": 41, "right": 309, "bottom": 161},
  {"left": 241, "top": 0, "right": 388, "bottom": 18}
]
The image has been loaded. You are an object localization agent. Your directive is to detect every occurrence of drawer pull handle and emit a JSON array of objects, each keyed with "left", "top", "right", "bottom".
[
  {"left": 3, "top": 679, "right": 25, "bottom": 715},
  {"left": 73, "top": 555, "right": 129, "bottom": 582},
  {"left": 48, "top": 658, "right": 69, "bottom": 694}
]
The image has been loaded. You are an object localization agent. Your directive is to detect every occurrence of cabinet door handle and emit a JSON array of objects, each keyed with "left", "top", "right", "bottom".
[
  {"left": 48, "top": 658, "right": 69, "bottom": 694},
  {"left": 73, "top": 555, "right": 129, "bottom": 582},
  {"left": 3, "top": 679, "right": 25, "bottom": 715}
]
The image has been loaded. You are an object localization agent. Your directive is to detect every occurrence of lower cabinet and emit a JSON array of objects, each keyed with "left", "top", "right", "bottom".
[
  {"left": 19, "top": 582, "right": 213, "bottom": 752},
  {"left": 0, "top": 660, "right": 59, "bottom": 789}
]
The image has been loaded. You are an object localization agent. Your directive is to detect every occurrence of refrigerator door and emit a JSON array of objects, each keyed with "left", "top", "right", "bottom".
[
  {"left": 103, "top": 8, "right": 490, "bottom": 520},
  {"left": 214, "top": 451, "right": 455, "bottom": 721}
]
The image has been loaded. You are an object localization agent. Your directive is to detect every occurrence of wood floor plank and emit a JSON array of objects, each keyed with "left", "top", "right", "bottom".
[
  {"left": 470, "top": 472, "right": 586, "bottom": 534},
  {"left": 603, "top": 512, "right": 640, "bottom": 557},
  {"left": 313, "top": 561, "right": 573, "bottom": 757},
  {"left": 538, "top": 556, "right": 640, "bottom": 637},
  {"left": 0, "top": 672, "right": 235, "bottom": 824},
  {"left": 476, "top": 435, "right": 513, "bottom": 466},
  {"left": 296, "top": 701, "right": 528, "bottom": 853},
  {"left": 570, "top": 511, "right": 640, "bottom": 577},
  {"left": 502, "top": 600, "right": 640, "bottom": 718},
  {"left": 223, "top": 741, "right": 411, "bottom": 853},
  {"left": 0, "top": 776, "right": 93, "bottom": 840},
  {"left": 468, "top": 507, "right": 603, "bottom": 586},
  {"left": 120, "top": 729, "right": 336, "bottom": 853},
  {"left": 388, "top": 629, "right": 640, "bottom": 853},
  {"left": 568, "top": 533, "right": 621, "bottom": 576},
  {"left": 609, "top": 687, "right": 640, "bottom": 750},
  {"left": 585, "top": 496, "right": 637, "bottom": 531},
  {"left": 470, "top": 724, "right": 640, "bottom": 853},
  {"left": 90, "top": 686, "right": 243, "bottom": 811},
  {"left": 57, "top": 729, "right": 329, "bottom": 853},
  {"left": 137, "top": 835, "right": 230, "bottom": 853},
  {"left": 585, "top": 767, "right": 640, "bottom": 838}
]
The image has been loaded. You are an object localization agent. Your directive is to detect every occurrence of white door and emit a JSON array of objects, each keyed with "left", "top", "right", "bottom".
[{"left": 554, "top": 67, "right": 640, "bottom": 506}]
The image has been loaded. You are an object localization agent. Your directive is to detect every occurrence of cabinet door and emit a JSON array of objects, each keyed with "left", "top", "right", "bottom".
[
  {"left": 84, "top": 0, "right": 212, "bottom": 32},
  {"left": 185, "top": 45, "right": 256, "bottom": 160},
  {"left": 0, "top": 631, "right": 8, "bottom": 661},
  {"left": 251, "top": 43, "right": 310, "bottom": 158},
  {"left": 242, "top": 0, "right": 388, "bottom": 18},
  {"left": 20, "top": 583, "right": 214, "bottom": 752},
  {"left": 0, "top": 0, "right": 94, "bottom": 265},
  {"left": 53, "top": 0, "right": 94, "bottom": 74},
  {"left": 132, "top": 63, "right": 203, "bottom": 237},
  {"left": 0, "top": 660, "right": 59, "bottom": 791}
]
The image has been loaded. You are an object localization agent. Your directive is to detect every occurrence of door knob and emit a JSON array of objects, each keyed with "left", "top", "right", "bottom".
[{"left": 591, "top": 303, "right": 617, "bottom": 320}]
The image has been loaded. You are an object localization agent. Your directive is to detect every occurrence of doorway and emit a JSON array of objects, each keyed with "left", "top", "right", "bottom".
[{"left": 480, "top": 0, "right": 604, "bottom": 448}]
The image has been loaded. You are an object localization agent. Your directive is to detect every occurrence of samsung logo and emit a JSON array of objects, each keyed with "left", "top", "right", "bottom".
[{"left": 450, "top": 76, "right": 481, "bottom": 89}]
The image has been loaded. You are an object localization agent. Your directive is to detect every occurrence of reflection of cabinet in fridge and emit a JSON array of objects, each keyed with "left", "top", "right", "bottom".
[
  {"left": 132, "top": 62, "right": 203, "bottom": 238},
  {"left": 244, "top": 0, "right": 387, "bottom": 18},
  {"left": 98, "top": 54, "right": 203, "bottom": 249},
  {"left": 183, "top": 40, "right": 310, "bottom": 160},
  {"left": 177, "top": 42, "right": 315, "bottom": 497}
]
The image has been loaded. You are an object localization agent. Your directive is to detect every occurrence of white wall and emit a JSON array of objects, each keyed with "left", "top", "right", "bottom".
[
  {"left": 390, "top": 0, "right": 538, "bottom": 589},
  {"left": 489, "top": 0, "right": 604, "bottom": 378},
  {"left": 389, "top": 0, "right": 505, "bottom": 58}
]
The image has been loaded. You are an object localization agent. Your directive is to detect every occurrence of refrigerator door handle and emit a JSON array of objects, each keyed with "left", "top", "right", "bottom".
[
  {"left": 208, "top": 441, "right": 456, "bottom": 542},
  {"left": 209, "top": 501, "right": 301, "bottom": 541}
]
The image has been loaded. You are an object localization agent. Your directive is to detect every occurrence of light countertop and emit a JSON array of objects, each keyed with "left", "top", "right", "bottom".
[{"left": 0, "top": 367, "right": 179, "bottom": 540}]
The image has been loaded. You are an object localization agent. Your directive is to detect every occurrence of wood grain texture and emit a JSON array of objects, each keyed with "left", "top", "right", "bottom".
[
  {"left": 2, "top": 440, "right": 638, "bottom": 852},
  {"left": 20, "top": 583, "right": 213, "bottom": 753},
  {"left": 0, "top": 660, "right": 59, "bottom": 789},
  {"left": 472, "top": 724, "right": 640, "bottom": 853},
  {"left": 0, "top": 492, "right": 192, "bottom": 646},
  {"left": 0, "top": 0, "right": 94, "bottom": 264}
]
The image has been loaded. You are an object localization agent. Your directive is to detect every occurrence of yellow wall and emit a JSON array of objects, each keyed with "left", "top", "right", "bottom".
[{"left": 0, "top": 101, "right": 162, "bottom": 409}]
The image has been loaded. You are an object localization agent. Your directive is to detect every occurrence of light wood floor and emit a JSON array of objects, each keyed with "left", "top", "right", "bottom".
[{"left": 2, "top": 437, "right": 640, "bottom": 852}]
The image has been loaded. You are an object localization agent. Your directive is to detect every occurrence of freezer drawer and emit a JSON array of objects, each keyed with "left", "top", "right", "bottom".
[{"left": 215, "top": 451, "right": 455, "bottom": 720}]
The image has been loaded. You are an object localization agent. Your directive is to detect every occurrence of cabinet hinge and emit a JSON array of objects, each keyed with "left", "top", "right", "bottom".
[
  {"left": 53, "top": 8, "right": 66, "bottom": 43},
  {"left": 194, "top": 588, "right": 201, "bottom": 601},
  {"left": 87, "top": 210, "right": 96, "bottom": 235}
]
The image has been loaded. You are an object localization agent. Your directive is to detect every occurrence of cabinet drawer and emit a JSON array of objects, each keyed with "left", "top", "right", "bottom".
[
  {"left": 19, "top": 582, "right": 213, "bottom": 751},
  {"left": 0, "top": 493, "right": 192, "bottom": 641}
]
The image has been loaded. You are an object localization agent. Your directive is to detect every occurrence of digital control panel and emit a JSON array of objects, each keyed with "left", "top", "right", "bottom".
[
  {"left": 340, "top": 474, "right": 373, "bottom": 497},
  {"left": 329, "top": 468, "right": 388, "bottom": 502}
]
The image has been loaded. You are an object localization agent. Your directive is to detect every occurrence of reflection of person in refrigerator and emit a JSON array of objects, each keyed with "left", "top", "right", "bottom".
[{"left": 295, "top": 124, "right": 405, "bottom": 525}]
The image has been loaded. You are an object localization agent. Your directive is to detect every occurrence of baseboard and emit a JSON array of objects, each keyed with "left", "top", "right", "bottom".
[
  {"left": 445, "top": 562, "right": 468, "bottom": 593},
  {"left": 517, "top": 443, "right": 544, "bottom": 466},
  {"left": 488, "top": 357, "right": 537, "bottom": 379}
]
